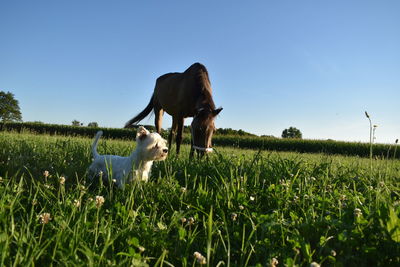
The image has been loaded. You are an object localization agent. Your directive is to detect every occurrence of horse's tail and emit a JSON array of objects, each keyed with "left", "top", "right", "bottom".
[
  {"left": 124, "top": 94, "right": 154, "bottom": 128},
  {"left": 92, "top": 131, "right": 103, "bottom": 158}
]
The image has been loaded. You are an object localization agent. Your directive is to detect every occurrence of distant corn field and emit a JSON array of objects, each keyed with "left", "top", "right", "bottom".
[{"left": 1, "top": 122, "right": 399, "bottom": 159}]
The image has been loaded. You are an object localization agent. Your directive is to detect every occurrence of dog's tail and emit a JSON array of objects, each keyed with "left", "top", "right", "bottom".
[
  {"left": 92, "top": 131, "right": 103, "bottom": 158},
  {"left": 124, "top": 94, "right": 154, "bottom": 128}
]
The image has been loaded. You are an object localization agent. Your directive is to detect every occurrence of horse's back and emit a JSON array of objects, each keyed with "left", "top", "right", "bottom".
[
  {"left": 154, "top": 72, "right": 186, "bottom": 98},
  {"left": 153, "top": 63, "right": 211, "bottom": 117},
  {"left": 154, "top": 72, "right": 192, "bottom": 116}
]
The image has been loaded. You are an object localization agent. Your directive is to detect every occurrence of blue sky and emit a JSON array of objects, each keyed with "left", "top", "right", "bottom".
[{"left": 1, "top": 1, "right": 399, "bottom": 143}]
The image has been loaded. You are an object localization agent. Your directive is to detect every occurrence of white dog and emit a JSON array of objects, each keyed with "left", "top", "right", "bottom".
[{"left": 88, "top": 126, "right": 168, "bottom": 188}]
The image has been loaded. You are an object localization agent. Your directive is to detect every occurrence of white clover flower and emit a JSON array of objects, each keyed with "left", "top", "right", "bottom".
[
  {"left": 270, "top": 257, "right": 279, "bottom": 267},
  {"left": 43, "top": 171, "right": 49, "bottom": 178},
  {"left": 112, "top": 179, "right": 117, "bottom": 183},
  {"left": 180, "top": 217, "right": 187, "bottom": 224},
  {"left": 59, "top": 176, "right": 66, "bottom": 185},
  {"left": 39, "top": 212, "right": 52, "bottom": 224},
  {"left": 239, "top": 205, "right": 244, "bottom": 210},
  {"left": 73, "top": 199, "right": 81, "bottom": 208},
  {"left": 138, "top": 246, "right": 145, "bottom": 253},
  {"left": 181, "top": 187, "right": 187, "bottom": 193},
  {"left": 95, "top": 196, "right": 105, "bottom": 208},
  {"left": 188, "top": 217, "right": 195, "bottom": 225},
  {"left": 231, "top": 213, "right": 238, "bottom": 221},
  {"left": 310, "top": 262, "right": 320, "bottom": 267},
  {"left": 193, "top": 251, "right": 206, "bottom": 265},
  {"left": 198, "top": 257, "right": 206, "bottom": 265},
  {"left": 331, "top": 249, "right": 337, "bottom": 257},
  {"left": 354, "top": 208, "right": 362, "bottom": 218},
  {"left": 250, "top": 196, "right": 255, "bottom": 201}
]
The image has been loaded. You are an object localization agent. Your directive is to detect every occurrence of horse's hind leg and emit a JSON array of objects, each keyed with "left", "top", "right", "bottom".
[{"left": 154, "top": 107, "right": 163, "bottom": 133}]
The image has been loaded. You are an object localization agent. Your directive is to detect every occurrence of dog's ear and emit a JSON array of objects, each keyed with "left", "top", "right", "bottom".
[{"left": 136, "top": 126, "right": 149, "bottom": 141}]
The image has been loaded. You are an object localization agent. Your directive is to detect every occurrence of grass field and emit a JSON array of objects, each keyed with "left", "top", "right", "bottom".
[{"left": 0, "top": 131, "right": 399, "bottom": 266}]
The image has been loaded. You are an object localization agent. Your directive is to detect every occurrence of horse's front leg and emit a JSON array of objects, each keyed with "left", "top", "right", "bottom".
[
  {"left": 176, "top": 117, "right": 184, "bottom": 155},
  {"left": 168, "top": 117, "right": 178, "bottom": 152}
]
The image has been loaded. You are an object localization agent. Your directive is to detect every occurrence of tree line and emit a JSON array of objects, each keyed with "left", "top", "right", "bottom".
[{"left": 1, "top": 90, "right": 303, "bottom": 138}]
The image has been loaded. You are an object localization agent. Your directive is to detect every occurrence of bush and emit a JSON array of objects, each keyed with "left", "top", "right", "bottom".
[{"left": 0, "top": 122, "right": 137, "bottom": 140}]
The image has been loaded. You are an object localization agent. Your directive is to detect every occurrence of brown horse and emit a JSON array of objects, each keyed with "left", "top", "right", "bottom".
[{"left": 125, "top": 63, "right": 222, "bottom": 157}]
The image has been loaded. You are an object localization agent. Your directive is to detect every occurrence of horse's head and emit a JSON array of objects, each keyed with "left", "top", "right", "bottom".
[{"left": 191, "top": 107, "right": 223, "bottom": 156}]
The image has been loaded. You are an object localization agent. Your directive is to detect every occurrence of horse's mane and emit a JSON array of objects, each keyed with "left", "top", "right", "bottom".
[{"left": 185, "top": 63, "right": 216, "bottom": 110}]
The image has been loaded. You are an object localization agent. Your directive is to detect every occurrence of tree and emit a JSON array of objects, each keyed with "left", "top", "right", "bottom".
[
  {"left": 282, "top": 127, "right": 302, "bottom": 139},
  {"left": 88, "top": 122, "right": 99, "bottom": 127},
  {"left": 72, "top": 120, "right": 82, "bottom": 126},
  {"left": 0, "top": 91, "right": 22, "bottom": 122}
]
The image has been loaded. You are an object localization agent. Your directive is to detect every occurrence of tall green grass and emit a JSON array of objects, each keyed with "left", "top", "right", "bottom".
[{"left": 0, "top": 132, "right": 399, "bottom": 266}]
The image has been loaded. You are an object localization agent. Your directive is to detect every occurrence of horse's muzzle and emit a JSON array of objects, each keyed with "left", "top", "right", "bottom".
[{"left": 192, "top": 145, "right": 213, "bottom": 153}]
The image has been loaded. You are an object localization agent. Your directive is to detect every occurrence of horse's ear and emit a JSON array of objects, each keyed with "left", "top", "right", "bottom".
[
  {"left": 136, "top": 126, "right": 149, "bottom": 141},
  {"left": 212, "top": 107, "right": 223, "bottom": 116}
]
